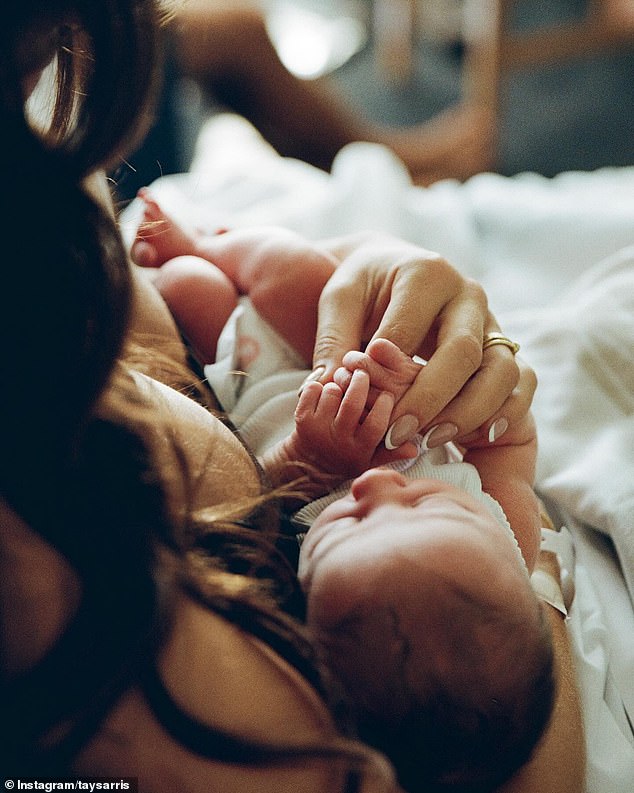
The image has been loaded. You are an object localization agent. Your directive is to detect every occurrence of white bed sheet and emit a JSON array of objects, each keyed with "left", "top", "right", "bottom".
[{"left": 121, "top": 114, "right": 634, "bottom": 791}]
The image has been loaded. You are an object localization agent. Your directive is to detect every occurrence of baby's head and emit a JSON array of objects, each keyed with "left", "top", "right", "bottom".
[{"left": 299, "top": 468, "right": 555, "bottom": 792}]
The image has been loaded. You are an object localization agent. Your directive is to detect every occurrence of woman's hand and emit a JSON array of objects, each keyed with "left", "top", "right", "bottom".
[{"left": 313, "top": 232, "right": 536, "bottom": 449}]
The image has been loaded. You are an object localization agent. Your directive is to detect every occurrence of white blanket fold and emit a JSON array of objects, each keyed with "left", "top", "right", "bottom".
[{"left": 501, "top": 247, "right": 634, "bottom": 603}]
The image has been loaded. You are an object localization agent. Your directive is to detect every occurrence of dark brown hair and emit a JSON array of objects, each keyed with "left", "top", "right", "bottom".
[
  {"left": 0, "top": 0, "right": 163, "bottom": 523},
  {"left": 326, "top": 589, "right": 555, "bottom": 793},
  {"left": 0, "top": 0, "right": 165, "bottom": 772}
]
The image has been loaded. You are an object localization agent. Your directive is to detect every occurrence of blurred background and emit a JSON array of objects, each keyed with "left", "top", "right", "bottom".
[
  {"left": 114, "top": 0, "right": 634, "bottom": 201},
  {"left": 327, "top": 0, "right": 634, "bottom": 173}
]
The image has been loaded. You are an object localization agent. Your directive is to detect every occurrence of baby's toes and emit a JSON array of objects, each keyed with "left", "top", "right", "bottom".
[{"left": 130, "top": 238, "right": 160, "bottom": 268}]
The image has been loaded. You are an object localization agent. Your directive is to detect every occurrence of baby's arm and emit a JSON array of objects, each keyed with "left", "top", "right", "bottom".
[
  {"left": 260, "top": 369, "right": 416, "bottom": 497},
  {"left": 343, "top": 338, "right": 541, "bottom": 570}
]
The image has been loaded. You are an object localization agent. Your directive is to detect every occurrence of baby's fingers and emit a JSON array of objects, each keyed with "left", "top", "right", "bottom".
[
  {"left": 356, "top": 390, "right": 394, "bottom": 448},
  {"left": 333, "top": 366, "right": 384, "bottom": 407},
  {"left": 342, "top": 338, "right": 423, "bottom": 398},
  {"left": 332, "top": 369, "right": 371, "bottom": 433},
  {"left": 295, "top": 380, "right": 327, "bottom": 419},
  {"left": 341, "top": 350, "right": 396, "bottom": 391}
]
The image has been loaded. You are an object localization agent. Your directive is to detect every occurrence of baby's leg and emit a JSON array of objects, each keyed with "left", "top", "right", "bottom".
[
  {"left": 195, "top": 228, "right": 337, "bottom": 365},
  {"left": 131, "top": 190, "right": 237, "bottom": 362},
  {"left": 152, "top": 255, "right": 239, "bottom": 364},
  {"left": 336, "top": 338, "right": 422, "bottom": 403},
  {"left": 244, "top": 246, "right": 335, "bottom": 365},
  {"left": 132, "top": 192, "right": 335, "bottom": 364}
]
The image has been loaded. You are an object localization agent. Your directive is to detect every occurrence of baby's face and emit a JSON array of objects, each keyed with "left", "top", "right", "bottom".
[{"left": 299, "top": 467, "right": 528, "bottom": 625}]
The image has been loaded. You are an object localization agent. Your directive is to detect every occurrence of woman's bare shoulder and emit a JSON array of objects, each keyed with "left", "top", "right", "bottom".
[
  {"left": 160, "top": 594, "right": 336, "bottom": 741},
  {"left": 76, "top": 594, "right": 346, "bottom": 793}
]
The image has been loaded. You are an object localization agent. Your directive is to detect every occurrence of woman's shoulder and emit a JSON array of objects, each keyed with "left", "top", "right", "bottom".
[
  {"left": 117, "top": 368, "right": 262, "bottom": 511},
  {"left": 160, "top": 592, "right": 336, "bottom": 742},
  {"left": 76, "top": 593, "right": 347, "bottom": 793}
]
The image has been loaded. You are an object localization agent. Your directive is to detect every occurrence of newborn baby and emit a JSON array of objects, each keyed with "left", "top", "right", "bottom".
[{"left": 297, "top": 461, "right": 553, "bottom": 792}]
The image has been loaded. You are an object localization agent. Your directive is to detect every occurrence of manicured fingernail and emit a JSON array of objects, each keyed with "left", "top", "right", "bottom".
[
  {"left": 385, "top": 414, "right": 419, "bottom": 449},
  {"left": 488, "top": 417, "right": 509, "bottom": 443},
  {"left": 298, "top": 366, "right": 325, "bottom": 396},
  {"left": 421, "top": 423, "right": 459, "bottom": 450}
]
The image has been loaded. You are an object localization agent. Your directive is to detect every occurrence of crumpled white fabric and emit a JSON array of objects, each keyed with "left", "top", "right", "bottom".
[{"left": 501, "top": 247, "right": 634, "bottom": 602}]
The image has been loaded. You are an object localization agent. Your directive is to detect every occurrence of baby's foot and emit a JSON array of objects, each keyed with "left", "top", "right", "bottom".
[
  {"left": 337, "top": 338, "right": 422, "bottom": 402},
  {"left": 131, "top": 189, "right": 202, "bottom": 267}
]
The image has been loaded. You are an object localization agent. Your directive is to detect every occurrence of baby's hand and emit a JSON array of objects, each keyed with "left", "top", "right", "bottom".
[
  {"left": 293, "top": 370, "right": 391, "bottom": 476},
  {"left": 334, "top": 337, "right": 423, "bottom": 409},
  {"left": 262, "top": 353, "right": 418, "bottom": 494},
  {"left": 289, "top": 369, "right": 416, "bottom": 483}
]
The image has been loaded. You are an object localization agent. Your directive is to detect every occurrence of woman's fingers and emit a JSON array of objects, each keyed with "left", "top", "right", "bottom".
[
  {"left": 457, "top": 355, "right": 537, "bottom": 445},
  {"left": 310, "top": 233, "right": 536, "bottom": 448},
  {"left": 310, "top": 262, "right": 370, "bottom": 382},
  {"left": 387, "top": 340, "right": 532, "bottom": 449},
  {"left": 311, "top": 244, "right": 464, "bottom": 380},
  {"left": 381, "top": 278, "right": 489, "bottom": 443},
  {"left": 368, "top": 254, "right": 474, "bottom": 357}
]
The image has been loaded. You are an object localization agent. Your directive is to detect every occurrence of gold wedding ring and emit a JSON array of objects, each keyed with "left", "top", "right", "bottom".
[{"left": 482, "top": 332, "right": 520, "bottom": 355}]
